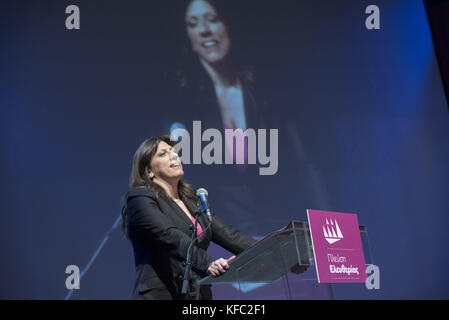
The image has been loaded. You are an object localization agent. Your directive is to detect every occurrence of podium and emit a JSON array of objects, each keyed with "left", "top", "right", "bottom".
[{"left": 197, "top": 220, "right": 372, "bottom": 299}]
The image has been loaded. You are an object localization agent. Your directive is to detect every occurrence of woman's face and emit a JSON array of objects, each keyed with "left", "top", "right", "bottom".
[
  {"left": 149, "top": 141, "right": 184, "bottom": 182},
  {"left": 185, "top": 0, "right": 231, "bottom": 65}
]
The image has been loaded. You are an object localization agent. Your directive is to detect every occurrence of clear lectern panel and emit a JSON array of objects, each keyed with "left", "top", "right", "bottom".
[
  {"left": 197, "top": 220, "right": 372, "bottom": 299},
  {"left": 204, "top": 221, "right": 312, "bottom": 284}
]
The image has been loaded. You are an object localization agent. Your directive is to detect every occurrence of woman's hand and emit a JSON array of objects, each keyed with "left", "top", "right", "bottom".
[{"left": 207, "top": 256, "right": 236, "bottom": 277}]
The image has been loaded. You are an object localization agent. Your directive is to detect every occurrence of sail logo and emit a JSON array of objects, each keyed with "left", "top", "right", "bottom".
[{"left": 323, "top": 219, "right": 344, "bottom": 244}]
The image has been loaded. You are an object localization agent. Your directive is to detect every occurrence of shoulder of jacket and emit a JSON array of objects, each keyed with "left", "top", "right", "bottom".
[{"left": 126, "top": 187, "right": 158, "bottom": 202}]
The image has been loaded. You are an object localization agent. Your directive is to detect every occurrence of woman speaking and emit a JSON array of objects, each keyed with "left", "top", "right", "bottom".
[{"left": 121, "top": 135, "right": 257, "bottom": 300}]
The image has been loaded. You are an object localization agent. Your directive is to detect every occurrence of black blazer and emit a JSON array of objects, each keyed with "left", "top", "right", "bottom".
[{"left": 124, "top": 186, "right": 257, "bottom": 300}]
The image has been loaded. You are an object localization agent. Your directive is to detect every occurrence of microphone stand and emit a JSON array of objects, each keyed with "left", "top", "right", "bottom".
[{"left": 181, "top": 207, "right": 202, "bottom": 299}]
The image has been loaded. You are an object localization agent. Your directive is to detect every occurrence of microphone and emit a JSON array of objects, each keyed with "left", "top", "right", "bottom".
[{"left": 196, "top": 188, "right": 212, "bottom": 222}]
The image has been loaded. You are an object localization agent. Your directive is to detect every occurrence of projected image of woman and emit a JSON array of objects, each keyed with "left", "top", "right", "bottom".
[
  {"left": 157, "top": 0, "right": 278, "bottom": 236},
  {"left": 184, "top": 0, "right": 246, "bottom": 132},
  {"left": 158, "top": 0, "right": 305, "bottom": 237},
  {"left": 167, "top": 0, "right": 272, "bottom": 137}
]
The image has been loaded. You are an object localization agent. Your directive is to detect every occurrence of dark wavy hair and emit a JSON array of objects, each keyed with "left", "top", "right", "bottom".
[{"left": 121, "top": 135, "right": 197, "bottom": 237}]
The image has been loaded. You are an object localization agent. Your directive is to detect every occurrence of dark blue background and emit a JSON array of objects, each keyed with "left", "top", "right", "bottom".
[{"left": 1, "top": 0, "right": 448, "bottom": 299}]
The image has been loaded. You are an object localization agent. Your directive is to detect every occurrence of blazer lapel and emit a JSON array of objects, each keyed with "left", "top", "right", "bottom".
[
  {"left": 160, "top": 196, "right": 192, "bottom": 231},
  {"left": 158, "top": 195, "right": 212, "bottom": 243}
]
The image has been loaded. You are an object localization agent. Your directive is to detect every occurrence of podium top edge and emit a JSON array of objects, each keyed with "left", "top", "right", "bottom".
[{"left": 288, "top": 220, "right": 367, "bottom": 231}]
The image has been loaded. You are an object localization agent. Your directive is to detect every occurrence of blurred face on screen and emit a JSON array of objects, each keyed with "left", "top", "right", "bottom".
[{"left": 185, "top": 0, "right": 231, "bottom": 65}]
